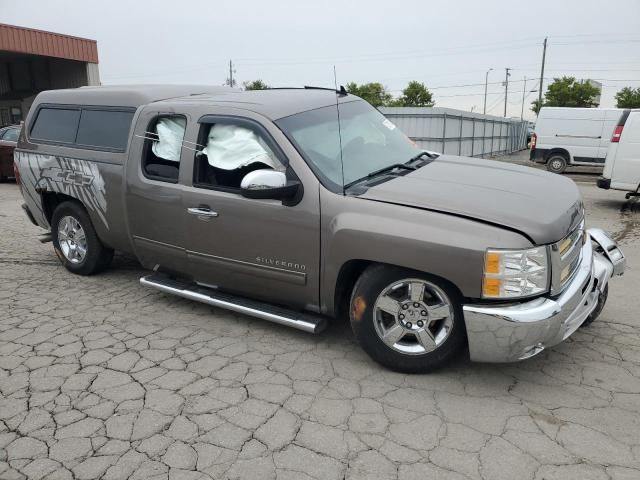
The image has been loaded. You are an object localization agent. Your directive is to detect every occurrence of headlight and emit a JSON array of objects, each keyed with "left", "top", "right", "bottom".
[{"left": 482, "top": 246, "right": 549, "bottom": 299}]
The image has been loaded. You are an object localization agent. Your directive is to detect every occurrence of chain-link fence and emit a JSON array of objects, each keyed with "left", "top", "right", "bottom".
[{"left": 379, "top": 106, "right": 529, "bottom": 157}]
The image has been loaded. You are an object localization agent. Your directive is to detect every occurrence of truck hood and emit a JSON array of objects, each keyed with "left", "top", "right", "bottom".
[{"left": 358, "top": 155, "right": 583, "bottom": 244}]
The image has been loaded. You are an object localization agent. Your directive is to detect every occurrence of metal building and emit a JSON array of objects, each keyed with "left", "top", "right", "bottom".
[
  {"left": 379, "top": 106, "right": 528, "bottom": 157},
  {"left": 0, "top": 23, "right": 100, "bottom": 126}
]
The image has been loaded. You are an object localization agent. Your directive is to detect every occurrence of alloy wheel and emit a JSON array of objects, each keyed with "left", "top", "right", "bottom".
[
  {"left": 373, "top": 278, "right": 454, "bottom": 355},
  {"left": 57, "top": 216, "right": 88, "bottom": 264}
]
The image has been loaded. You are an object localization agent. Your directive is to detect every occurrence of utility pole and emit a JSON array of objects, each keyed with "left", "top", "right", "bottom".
[
  {"left": 228, "top": 59, "right": 234, "bottom": 88},
  {"left": 503, "top": 68, "right": 511, "bottom": 117},
  {"left": 537, "top": 37, "right": 547, "bottom": 116},
  {"left": 483, "top": 68, "right": 493, "bottom": 114},
  {"left": 521, "top": 76, "right": 527, "bottom": 120}
]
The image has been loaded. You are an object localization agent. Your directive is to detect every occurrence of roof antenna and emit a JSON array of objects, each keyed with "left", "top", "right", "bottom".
[{"left": 333, "top": 65, "right": 346, "bottom": 193}]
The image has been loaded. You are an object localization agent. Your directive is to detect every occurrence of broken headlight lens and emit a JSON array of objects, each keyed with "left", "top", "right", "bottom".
[{"left": 482, "top": 246, "right": 549, "bottom": 299}]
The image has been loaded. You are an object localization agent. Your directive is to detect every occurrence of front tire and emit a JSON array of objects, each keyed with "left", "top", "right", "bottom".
[
  {"left": 349, "top": 265, "right": 466, "bottom": 373},
  {"left": 51, "top": 201, "right": 113, "bottom": 275},
  {"left": 546, "top": 154, "right": 568, "bottom": 174},
  {"left": 581, "top": 284, "right": 608, "bottom": 328}
]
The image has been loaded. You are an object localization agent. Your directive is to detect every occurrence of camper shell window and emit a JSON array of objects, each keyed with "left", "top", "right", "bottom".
[
  {"left": 30, "top": 107, "right": 81, "bottom": 144},
  {"left": 76, "top": 109, "right": 135, "bottom": 150},
  {"left": 29, "top": 105, "right": 135, "bottom": 152}
]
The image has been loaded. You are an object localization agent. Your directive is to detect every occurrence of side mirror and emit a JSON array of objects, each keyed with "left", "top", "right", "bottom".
[{"left": 240, "top": 169, "right": 301, "bottom": 201}]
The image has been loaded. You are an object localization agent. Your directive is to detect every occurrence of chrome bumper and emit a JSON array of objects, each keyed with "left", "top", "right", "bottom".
[{"left": 463, "top": 228, "right": 625, "bottom": 363}]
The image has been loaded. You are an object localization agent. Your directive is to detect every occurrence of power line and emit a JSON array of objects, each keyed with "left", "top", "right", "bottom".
[
  {"left": 431, "top": 90, "right": 524, "bottom": 99},
  {"left": 235, "top": 37, "right": 640, "bottom": 65},
  {"left": 486, "top": 94, "right": 505, "bottom": 114},
  {"left": 552, "top": 39, "right": 640, "bottom": 46},
  {"left": 385, "top": 78, "right": 637, "bottom": 95}
]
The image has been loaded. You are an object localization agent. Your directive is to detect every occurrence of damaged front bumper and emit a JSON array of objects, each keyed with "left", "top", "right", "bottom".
[{"left": 463, "top": 228, "right": 625, "bottom": 363}]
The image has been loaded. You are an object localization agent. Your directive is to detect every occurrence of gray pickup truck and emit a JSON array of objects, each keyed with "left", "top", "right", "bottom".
[{"left": 15, "top": 85, "right": 625, "bottom": 372}]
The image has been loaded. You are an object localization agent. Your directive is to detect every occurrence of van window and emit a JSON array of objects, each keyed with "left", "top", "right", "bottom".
[
  {"left": 76, "top": 109, "right": 134, "bottom": 151},
  {"left": 142, "top": 115, "right": 186, "bottom": 183},
  {"left": 193, "top": 122, "right": 284, "bottom": 191},
  {"left": 30, "top": 108, "right": 81, "bottom": 144}
]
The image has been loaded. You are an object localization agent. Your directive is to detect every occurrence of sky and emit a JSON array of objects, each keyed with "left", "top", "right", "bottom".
[{"left": 2, "top": 0, "right": 640, "bottom": 121}]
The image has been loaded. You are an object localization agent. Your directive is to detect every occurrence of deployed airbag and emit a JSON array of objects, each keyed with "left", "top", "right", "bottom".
[
  {"left": 152, "top": 117, "right": 186, "bottom": 162},
  {"left": 200, "top": 124, "right": 283, "bottom": 171}
]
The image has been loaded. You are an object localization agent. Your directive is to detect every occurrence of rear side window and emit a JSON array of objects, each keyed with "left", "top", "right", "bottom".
[
  {"left": 30, "top": 108, "right": 80, "bottom": 144},
  {"left": 76, "top": 109, "right": 134, "bottom": 150},
  {"left": 141, "top": 115, "right": 186, "bottom": 183}
]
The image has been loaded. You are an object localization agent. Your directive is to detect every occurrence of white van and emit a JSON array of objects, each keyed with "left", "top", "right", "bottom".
[
  {"left": 530, "top": 107, "right": 622, "bottom": 173},
  {"left": 598, "top": 109, "right": 640, "bottom": 197}
]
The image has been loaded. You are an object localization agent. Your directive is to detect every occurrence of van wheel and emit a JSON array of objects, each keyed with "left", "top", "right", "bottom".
[
  {"left": 51, "top": 201, "right": 113, "bottom": 275},
  {"left": 349, "top": 265, "right": 465, "bottom": 373},
  {"left": 547, "top": 154, "right": 568, "bottom": 174}
]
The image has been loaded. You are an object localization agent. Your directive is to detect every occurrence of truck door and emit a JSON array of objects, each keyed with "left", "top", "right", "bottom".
[
  {"left": 180, "top": 115, "right": 321, "bottom": 311},
  {"left": 125, "top": 108, "right": 188, "bottom": 273}
]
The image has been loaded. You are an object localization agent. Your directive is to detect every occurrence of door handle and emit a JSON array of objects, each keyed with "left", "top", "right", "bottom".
[{"left": 187, "top": 207, "right": 218, "bottom": 217}]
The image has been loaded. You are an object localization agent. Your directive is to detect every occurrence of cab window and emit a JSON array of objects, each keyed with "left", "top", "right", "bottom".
[
  {"left": 193, "top": 121, "right": 285, "bottom": 192},
  {"left": 141, "top": 115, "right": 186, "bottom": 183}
]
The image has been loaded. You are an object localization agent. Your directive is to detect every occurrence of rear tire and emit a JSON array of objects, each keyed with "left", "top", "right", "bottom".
[
  {"left": 349, "top": 265, "right": 466, "bottom": 373},
  {"left": 546, "top": 154, "right": 568, "bottom": 174},
  {"left": 51, "top": 201, "right": 113, "bottom": 275}
]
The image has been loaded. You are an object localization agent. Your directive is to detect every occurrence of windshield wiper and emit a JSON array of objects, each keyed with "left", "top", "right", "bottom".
[
  {"left": 344, "top": 163, "right": 416, "bottom": 190},
  {"left": 406, "top": 151, "right": 437, "bottom": 164}
]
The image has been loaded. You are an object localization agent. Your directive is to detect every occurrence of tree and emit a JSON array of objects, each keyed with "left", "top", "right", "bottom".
[
  {"left": 244, "top": 79, "right": 270, "bottom": 90},
  {"left": 531, "top": 99, "right": 542, "bottom": 115},
  {"left": 346, "top": 82, "right": 392, "bottom": 107},
  {"left": 615, "top": 87, "right": 640, "bottom": 108},
  {"left": 393, "top": 81, "right": 435, "bottom": 107},
  {"left": 531, "top": 76, "right": 600, "bottom": 113}
]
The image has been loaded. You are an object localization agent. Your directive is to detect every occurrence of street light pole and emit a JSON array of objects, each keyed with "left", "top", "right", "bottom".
[
  {"left": 503, "top": 67, "right": 511, "bottom": 118},
  {"left": 521, "top": 76, "right": 526, "bottom": 121},
  {"left": 537, "top": 37, "right": 547, "bottom": 117},
  {"left": 483, "top": 68, "right": 493, "bottom": 115}
]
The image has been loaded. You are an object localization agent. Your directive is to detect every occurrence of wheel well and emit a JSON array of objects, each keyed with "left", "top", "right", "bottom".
[
  {"left": 334, "top": 260, "right": 372, "bottom": 321},
  {"left": 42, "top": 192, "right": 80, "bottom": 225},
  {"left": 545, "top": 148, "right": 570, "bottom": 162},
  {"left": 333, "top": 260, "right": 466, "bottom": 321}
]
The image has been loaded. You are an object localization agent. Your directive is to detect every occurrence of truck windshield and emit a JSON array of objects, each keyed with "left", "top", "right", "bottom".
[{"left": 276, "top": 100, "right": 422, "bottom": 191}]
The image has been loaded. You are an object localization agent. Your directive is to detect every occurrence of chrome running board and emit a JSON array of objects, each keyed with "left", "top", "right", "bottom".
[{"left": 140, "top": 273, "right": 327, "bottom": 334}]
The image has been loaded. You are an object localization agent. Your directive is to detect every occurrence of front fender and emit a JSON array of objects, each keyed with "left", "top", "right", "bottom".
[{"left": 319, "top": 195, "right": 533, "bottom": 316}]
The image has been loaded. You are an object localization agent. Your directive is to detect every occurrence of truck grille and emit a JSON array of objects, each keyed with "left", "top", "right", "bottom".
[{"left": 550, "top": 220, "right": 585, "bottom": 295}]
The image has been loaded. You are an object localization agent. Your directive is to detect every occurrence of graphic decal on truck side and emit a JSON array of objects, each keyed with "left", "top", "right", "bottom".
[{"left": 15, "top": 151, "right": 109, "bottom": 229}]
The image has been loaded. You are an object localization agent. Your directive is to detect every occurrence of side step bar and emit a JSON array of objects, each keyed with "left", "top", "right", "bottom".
[{"left": 140, "top": 273, "right": 327, "bottom": 334}]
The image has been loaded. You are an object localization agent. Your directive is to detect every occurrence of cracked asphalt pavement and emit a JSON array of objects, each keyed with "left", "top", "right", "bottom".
[{"left": 1, "top": 177, "right": 639, "bottom": 480}]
